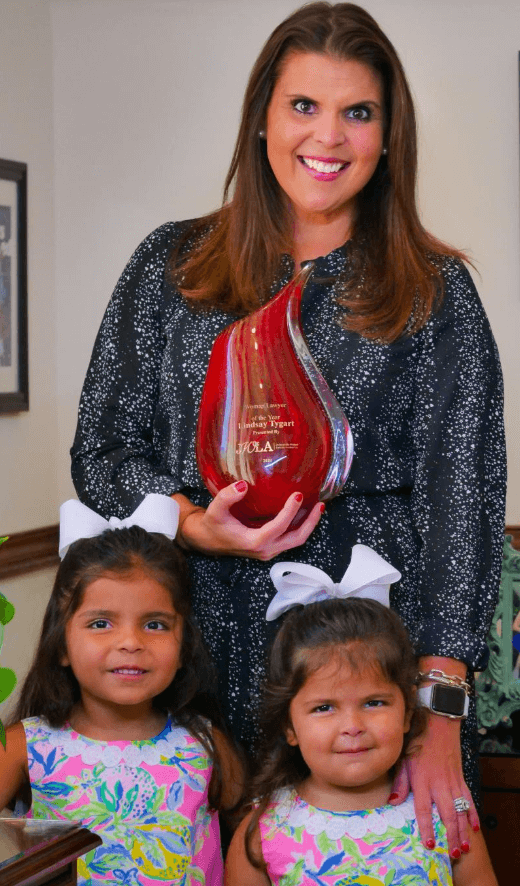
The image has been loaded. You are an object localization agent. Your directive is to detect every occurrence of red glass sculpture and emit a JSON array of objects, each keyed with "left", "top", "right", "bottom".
[{"left": 196, "top": 263, "right": 354, "bottom": 527}]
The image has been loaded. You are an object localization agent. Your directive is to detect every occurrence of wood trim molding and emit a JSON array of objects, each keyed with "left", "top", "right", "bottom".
[
  {"left": 0, "top": 522, "right": 519, "bottom": 581},
  {"left": 0, "top": 524, "right": 59, "bottom": 581},
  {"left": 506, "top": 525, "right": 520, "bottom": 551}
]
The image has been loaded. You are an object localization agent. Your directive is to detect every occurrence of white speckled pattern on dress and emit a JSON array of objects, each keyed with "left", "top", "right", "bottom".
[{"left": 71, "top": 221, "right": 506, "bottom": 794}]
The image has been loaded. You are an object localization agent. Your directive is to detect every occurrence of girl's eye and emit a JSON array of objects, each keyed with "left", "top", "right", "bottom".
[
  {"left": 365, "top": 699, "right": 385, "bottom": 708},
  {"left": 145, "top": 620, "right": 167, "bottom": 631},
  {"left": 312, "top": 703, "right": 333, "bottom": 713},
  {"left": 89, "top": 619, "right": 110, "bottom": 629},
  {"left": 346, "top": 105, "right": 372, "bottom": 122},
  {"left": 293, "top": 99, "right": 316, "bottom": 115}
]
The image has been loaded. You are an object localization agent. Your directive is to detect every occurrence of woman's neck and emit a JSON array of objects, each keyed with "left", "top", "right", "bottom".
[{"left": 290, "top": 209, "right": 352, "bottom": 268}]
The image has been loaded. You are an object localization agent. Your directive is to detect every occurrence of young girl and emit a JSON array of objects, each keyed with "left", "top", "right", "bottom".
[
  {"left": 225, "top": 550, "right": 497, "bottom": 886},
  {"left": 0, "top": 495, "right": 242, "bottom": 885}
]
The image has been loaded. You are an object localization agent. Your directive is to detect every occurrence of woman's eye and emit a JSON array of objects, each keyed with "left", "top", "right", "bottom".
[
  {"left": 293, "top": 99, "right": 315, "bottom": 115},
  {"left": 346, "top": 105, "right": 371, "bottom": 122},
  {"left": 365, "top": 699, "right": 385, "bottom": 708}
]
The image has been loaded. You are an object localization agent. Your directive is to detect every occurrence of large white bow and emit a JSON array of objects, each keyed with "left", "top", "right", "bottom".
[
  {"left": 59, "top": 494, "right": 180, "bottom": 559},
  {"left": 266, "top": 544, "right": 401, "bottom": 621}
]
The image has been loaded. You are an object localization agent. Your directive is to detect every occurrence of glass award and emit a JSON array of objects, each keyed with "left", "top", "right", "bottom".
[{"left": 196, "top": 262, "right": 354, "bottom": 527}]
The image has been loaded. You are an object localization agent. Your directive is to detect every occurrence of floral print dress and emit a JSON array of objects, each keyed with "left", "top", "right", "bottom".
[
  {"left": 258, "top": 789, "right": 452, "bottom": 886},
  {"left": 22, "top": 716, "right": 222, "bottom": 886}
]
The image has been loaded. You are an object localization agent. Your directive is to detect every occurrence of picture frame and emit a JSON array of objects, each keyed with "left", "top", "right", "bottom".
[{"left": 0, "top": 159, "right": 28, "bottom": 413}]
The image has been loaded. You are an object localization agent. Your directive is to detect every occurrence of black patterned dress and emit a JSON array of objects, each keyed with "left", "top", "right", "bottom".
[{"left": 71, "top": 221, "right": 506, "bottom": 794}]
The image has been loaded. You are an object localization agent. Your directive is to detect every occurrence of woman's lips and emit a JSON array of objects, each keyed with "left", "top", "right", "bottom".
[{"left": 298, "top": 155, "right": 350, "bottom": 181}]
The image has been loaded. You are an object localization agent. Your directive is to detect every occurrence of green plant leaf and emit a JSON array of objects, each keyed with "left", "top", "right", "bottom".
[
  {"left": 0, "top": 667, "right": 16, "bottom": 704},
  {"left": 0, "top": 595, "right": 15, "bottom": 626},
  {"left": 0, "top": 537, "right": 8, "bottom": 546}
]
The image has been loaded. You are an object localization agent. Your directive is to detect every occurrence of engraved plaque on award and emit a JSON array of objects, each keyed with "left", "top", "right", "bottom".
[{"left": 196, "top": 263, "right": 354, "bottom": 527}]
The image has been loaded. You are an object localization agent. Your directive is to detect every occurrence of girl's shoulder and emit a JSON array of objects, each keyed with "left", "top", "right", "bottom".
[{"left": 0, "top": 722, "right": 30, "bottom": 811}]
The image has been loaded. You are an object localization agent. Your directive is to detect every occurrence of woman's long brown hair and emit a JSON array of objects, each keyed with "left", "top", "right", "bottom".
[{"left": 167, "top": 2, "right": 467, "bottom": 342}]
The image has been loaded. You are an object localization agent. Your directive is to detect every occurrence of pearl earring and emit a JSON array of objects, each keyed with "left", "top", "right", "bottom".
[
  {"left": 382, "top": 147, "right": 388, "bottom": 155},
  {"left": 259, "top": 130, "right": 266, "bottom": 139}
]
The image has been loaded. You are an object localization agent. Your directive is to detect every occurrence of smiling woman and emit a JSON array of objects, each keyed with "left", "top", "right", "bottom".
[
  {"left": 70, "top": 1, "right": 505, "bottom": 870},
  {"left": 265, "top": 53, "right": 384, "bottom": 265}
]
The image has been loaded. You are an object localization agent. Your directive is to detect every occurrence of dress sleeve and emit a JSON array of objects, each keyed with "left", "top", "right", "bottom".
[
  {"left": 411, "top": 259, "right": 506, "bottom": 670},
  {"left": 71, "top": 222, "right": 184, "bottom": 519}
]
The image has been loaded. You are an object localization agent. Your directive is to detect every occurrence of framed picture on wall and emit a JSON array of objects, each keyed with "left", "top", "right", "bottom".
[{"left": 0, "top": 159, "right": 28, "bottom": 413}]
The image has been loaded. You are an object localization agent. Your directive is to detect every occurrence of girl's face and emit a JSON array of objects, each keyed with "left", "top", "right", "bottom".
[
  {"left": 62, "top": 566, "right": 183, "bottom": 725},
  {"left": 266, "top": 51, "right": 384, "bottom": 239},
  {"left": 286, "top": 650, "right": 412, "bottom": 811}
]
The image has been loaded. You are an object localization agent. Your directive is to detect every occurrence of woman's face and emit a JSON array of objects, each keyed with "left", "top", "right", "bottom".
[{"left": 266, "top": 52, "right": 384, "bottom": 237}]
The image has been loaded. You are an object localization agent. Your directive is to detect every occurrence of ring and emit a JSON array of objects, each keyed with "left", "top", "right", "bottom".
[{"left": 453, "top": 797, "right": 470, "bottom": 814}]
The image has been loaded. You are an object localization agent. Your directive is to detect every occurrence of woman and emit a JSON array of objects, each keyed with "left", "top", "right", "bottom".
[{"left": 71, "top": 2, "right": 506, "bottom": 859}]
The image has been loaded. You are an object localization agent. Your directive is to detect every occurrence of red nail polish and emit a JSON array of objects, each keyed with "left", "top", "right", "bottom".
[
  {"left": 461, "top": 842, "right": 470, "bottom": 853},
  {"left": 294, "top": 492, "right": 303, "bottom": 503},
  {"left": 319, "top": 503, "right": 326, "bottom": 513},
  {"left": 426, "top": 839, "right": 436, "bottom": 850},
  {"left": 234, "top": 480, "right": 247, "bottom": 493},
  {"left": 472, "top": 823, "right": 480, "bottom": 833},
  {"left": 450, "top": 849, "right": 461, "bottom": 860},
  {"left": 388, "top": 793, "right": 399, "bottom": 802}
]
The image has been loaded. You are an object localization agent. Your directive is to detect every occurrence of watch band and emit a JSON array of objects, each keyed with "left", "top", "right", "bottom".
[{"left": 418, "top": 683, "right": 469, "bottom": 719}]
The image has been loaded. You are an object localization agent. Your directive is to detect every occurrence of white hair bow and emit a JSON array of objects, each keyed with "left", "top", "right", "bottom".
[
  {"left": 59, "top": 494, "right": 180, "bottom": 559},
  {"left": 266, "top": 544, "right": 401, "bottom": 621}
]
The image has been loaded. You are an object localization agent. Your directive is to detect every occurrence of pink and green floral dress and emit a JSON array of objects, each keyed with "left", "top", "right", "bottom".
[
  {"left": 22, "top": 716, "right": 222, "bottom": 885},
  {"left": 258, "top": 789, "right": 453, "bottom": 885}
]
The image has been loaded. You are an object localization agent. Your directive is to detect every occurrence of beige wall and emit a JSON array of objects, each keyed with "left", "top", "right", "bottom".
[
  {"left": 1, "top": 0, "right": 520, "bottom": 697},
  {"left": 51, "top": 0, "right": 520, "bottom": 519},
  {"left": 0, "top": 0, "right": 57, "bottom": 532}
]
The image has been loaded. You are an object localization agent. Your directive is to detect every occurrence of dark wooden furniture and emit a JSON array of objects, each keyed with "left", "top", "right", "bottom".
[
  {"left": 479, "top": 754, "right": 520, "bottom": 886},
  {"left": 0, "top": 818, "right": 101, "bottom": 885}
]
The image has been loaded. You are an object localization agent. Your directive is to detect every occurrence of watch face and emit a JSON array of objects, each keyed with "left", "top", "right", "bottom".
[{"left": 431, "top": 684, "right": 466, "bottom": 717}]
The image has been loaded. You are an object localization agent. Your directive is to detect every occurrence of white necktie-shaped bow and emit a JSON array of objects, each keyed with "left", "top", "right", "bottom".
[
  {"left": 266, "top": 544, "right": 401, "bottom": 621},
  {"left": 59, "top": 494, "right": 180, "bottom": 559}
]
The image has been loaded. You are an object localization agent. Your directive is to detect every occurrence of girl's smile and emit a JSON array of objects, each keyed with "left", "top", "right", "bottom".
[
  {"left": 62, "top": 567, "right": 183, "bottom": 737},
  {"left": 286, "top": 653, "right": 412, "bottom": 812}
]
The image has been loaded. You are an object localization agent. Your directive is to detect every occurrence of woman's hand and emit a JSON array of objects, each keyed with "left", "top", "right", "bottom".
[
  {"left": 173, "top": 482, "right": 323, "bottom": 559},
  {"left": 390, "top": 654, "right": 479, "bottom": 857},
  {"left": 390, "top": 715, "right": 479, "bottom": 860}
]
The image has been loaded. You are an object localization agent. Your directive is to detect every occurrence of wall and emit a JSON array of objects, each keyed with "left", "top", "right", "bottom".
[
  {"left": 0, "top": 0, "right": 57, "bottom": 532},
  {"left": 51, "top": 0, "right": 520, "bottom": 520},
  {"left": 0, "top": 569, "right": 54, "bottom": 720}
]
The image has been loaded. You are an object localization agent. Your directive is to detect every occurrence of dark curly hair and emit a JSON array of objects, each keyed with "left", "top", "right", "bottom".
[
  {"left": 11, "top": 525, "right": 228, "bottom": 810},
  {"left": 245, "top": 597, "right": 426, "bottom": 866}
]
